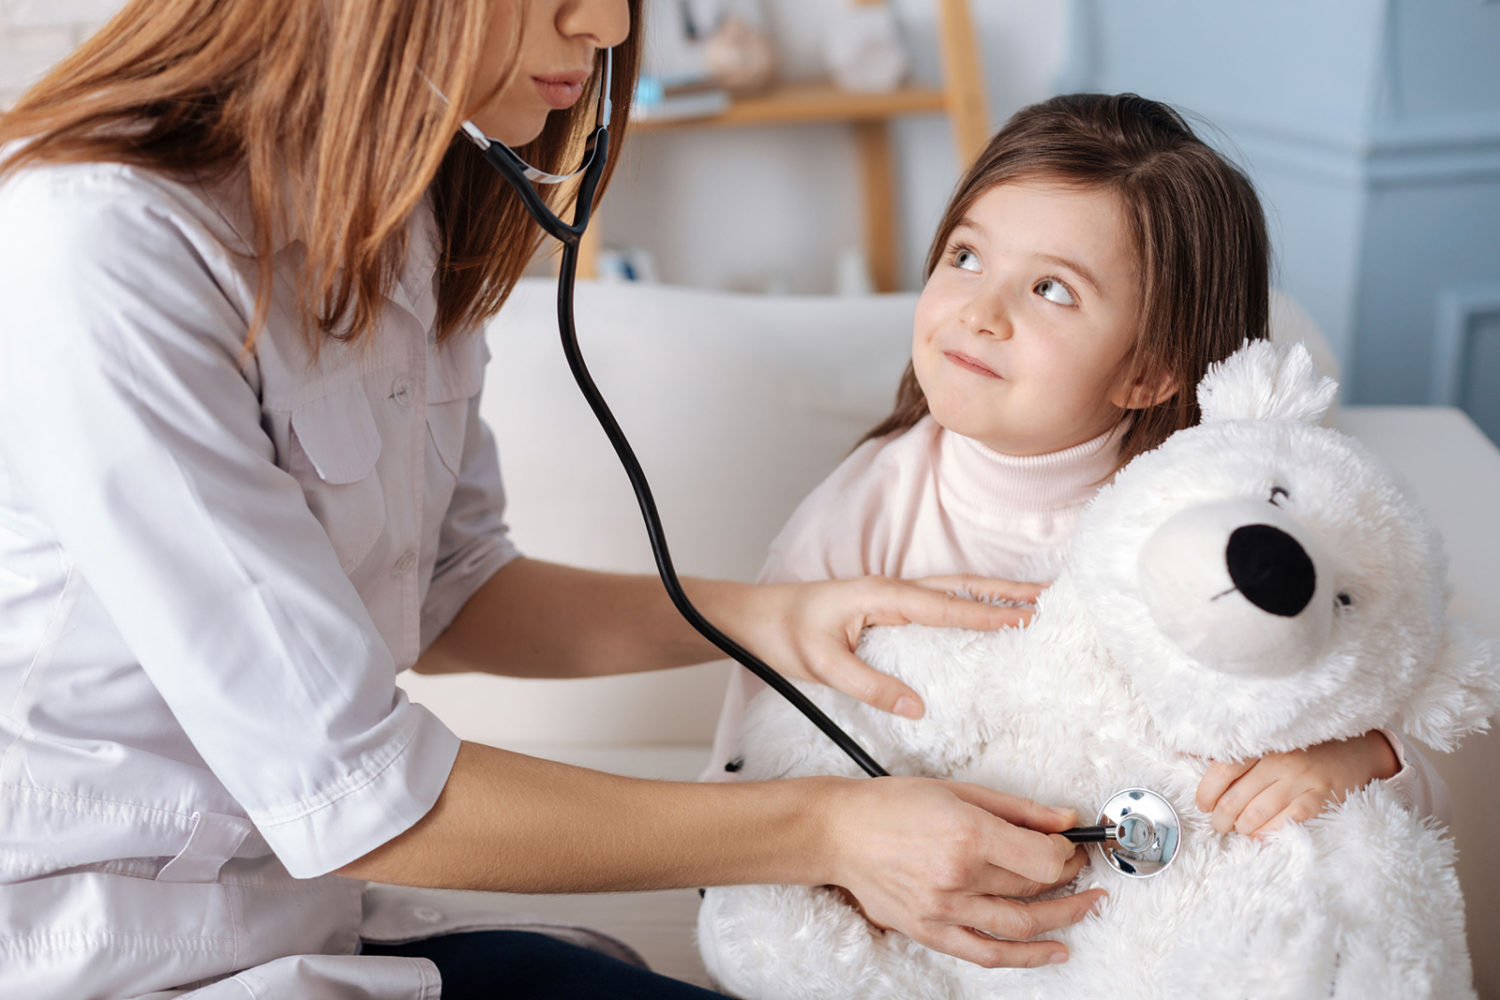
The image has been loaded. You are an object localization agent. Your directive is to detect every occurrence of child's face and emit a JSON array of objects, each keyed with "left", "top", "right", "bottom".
[{"left": 912, "top": 178, "right": 1147, "bottom": 457}]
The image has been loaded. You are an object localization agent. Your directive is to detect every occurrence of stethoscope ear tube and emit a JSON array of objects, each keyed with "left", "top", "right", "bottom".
[
  {"left": 549, "top": 205, "right": 892, "bottom": 780},
  {"left": 476, "top": 130, "right": 606, "bottom": 246},
  {"left": 477, "top": 118, "right": 890, "bottom": 779}
]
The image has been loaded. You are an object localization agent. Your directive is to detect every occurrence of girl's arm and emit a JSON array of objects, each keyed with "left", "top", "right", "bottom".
[
  {"left": 336, "top": 739, "right": 1105, "bottom": 968},
  {"left": 1194, "top": 731, "right": 1437, "bottom": 837},
  {"left": 1377, "top": 731, "right": 1453, "bottom": 821},
  {"left": 413, "top": 556, "right": 1033, "bottom": 717}
]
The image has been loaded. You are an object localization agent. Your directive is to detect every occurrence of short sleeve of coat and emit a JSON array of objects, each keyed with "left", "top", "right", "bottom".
[{"left": 0, "top": 164, "right": 459, "bottom": 877}]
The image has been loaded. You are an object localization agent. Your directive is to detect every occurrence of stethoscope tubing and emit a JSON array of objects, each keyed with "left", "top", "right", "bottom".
[
  {"left": 476, "top": 108, "right": 1113, "bottom": 842},
  {"left": 477, "top": 123, "right": 890, "bottom": 779}
]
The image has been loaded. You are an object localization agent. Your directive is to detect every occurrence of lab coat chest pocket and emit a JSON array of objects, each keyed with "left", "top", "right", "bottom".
[
  {"left": 425, "top": 333, "right": 489, "bottom": 480},
  {"left": 288, "top": 380, "right": 386, "bottom": 572}
]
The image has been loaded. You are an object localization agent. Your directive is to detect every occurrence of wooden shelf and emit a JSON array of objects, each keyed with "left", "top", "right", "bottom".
[
  {"left": 580, "top": 0, "right": 986, "bottom": 292},
  {"left": 632, "top": 85, "right": 949, "bottom": 131}
]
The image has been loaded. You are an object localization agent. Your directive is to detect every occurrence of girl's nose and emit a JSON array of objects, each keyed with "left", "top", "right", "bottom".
[
  {"left": 961, "top": 295, "right": 1012, "bottom": 340},
  {"left": 559, "top": 0, "right": 631, "bottom": 50}
]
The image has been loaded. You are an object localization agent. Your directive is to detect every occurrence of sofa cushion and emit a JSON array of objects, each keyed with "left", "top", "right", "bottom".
[{"left": 402, "top": 279, "right": 1335, "bottom": 746}]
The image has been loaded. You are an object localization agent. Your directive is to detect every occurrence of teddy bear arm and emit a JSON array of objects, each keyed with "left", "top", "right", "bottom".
[
  {"left": 1397, "top": 629, "right": 1500, "bottom": 753},
  {"left": 1317, "top": 794, "right": 1477, "bottom": 999}
]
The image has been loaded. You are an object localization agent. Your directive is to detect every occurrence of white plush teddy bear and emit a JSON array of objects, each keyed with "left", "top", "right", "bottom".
[{"left": 698, "top": 340, "right": 1500, "bottom": 1000}]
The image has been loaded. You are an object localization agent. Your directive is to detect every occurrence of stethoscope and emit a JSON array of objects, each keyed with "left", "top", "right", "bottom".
[{"left": 453, "top": 48, "right": 1179, "bottom": 878}]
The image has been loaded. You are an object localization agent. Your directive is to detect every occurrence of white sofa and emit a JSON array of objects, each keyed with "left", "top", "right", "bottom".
[{"left": 399, "top": 278, "right": 1500, "bottom": 993}]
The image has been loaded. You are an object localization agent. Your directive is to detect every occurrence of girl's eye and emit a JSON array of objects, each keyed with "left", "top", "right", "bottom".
[
  {"left": 1035, "top": 277, "right": 1076, "bottom": 306},
  {"left": 952, "top": 247, "right": 981, "bottom": 273}
]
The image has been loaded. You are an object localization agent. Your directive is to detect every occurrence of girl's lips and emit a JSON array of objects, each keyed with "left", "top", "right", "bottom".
[
  {"left": 533, "top": 76, "right": 586, "bottom": 110},
  {"left": 943, "top": 351, "right": 1002, "bottom": 379}
]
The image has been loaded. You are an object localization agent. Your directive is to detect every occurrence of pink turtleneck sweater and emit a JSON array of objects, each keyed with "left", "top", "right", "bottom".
[{"left": 704, "top": 416, "right": 1446, "bottom": 822}]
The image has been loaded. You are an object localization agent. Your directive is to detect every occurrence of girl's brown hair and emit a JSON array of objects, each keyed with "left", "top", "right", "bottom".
[
  {"left": 864, "top": 93, "right": 1270, "bottom": 468},
  {"left": 0, "top": 0, "right": 642, "bottom": 349}
]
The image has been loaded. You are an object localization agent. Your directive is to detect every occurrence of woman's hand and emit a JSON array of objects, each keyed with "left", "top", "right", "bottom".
[
  {"left": 825, "top": 776, "right": 1105, "bottom": 967},
  {"left": 1195, "top": 731, "right": 1401, "bottom": 837},
  {"left": 716, "top": 574, "right": 1044, "bottom": 719}
]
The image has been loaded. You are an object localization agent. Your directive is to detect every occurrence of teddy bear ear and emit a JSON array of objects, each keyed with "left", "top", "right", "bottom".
[
  {"left": 1398, "top": 628, "right": 1500, "bottom": 753},
  {"left": 1197, "top": 339, "right": 1339, "bottom": 424}
]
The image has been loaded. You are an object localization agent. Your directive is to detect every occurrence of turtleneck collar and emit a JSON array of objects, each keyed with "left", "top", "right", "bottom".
[{"left": 936, "top": 418, "right": 1127, "bottom": 520}]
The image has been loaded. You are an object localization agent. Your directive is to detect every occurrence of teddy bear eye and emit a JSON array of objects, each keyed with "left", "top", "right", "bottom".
[
  {"left": 1269, "top": 486, "right": 1290, "bottom": 506},
  {"left": 1336, "top": 592, "right": 1353, "bottom": 609}
]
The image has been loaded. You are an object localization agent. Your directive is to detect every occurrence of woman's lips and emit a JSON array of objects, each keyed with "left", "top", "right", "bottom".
[
  {"left": 533, "top": 76, "right": 586, "bottom": 110},
  {"left": 944, "top": 351, "right": 1002, "bottom": 378}
]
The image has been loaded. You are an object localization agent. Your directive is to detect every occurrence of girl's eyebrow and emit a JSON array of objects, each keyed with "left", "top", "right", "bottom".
[
  {"left": 1035, "top": 253, "right": 1101, "bottom": 295},
  {"left": 951, "top": 217, "right": 1102, "bottom": 294}
]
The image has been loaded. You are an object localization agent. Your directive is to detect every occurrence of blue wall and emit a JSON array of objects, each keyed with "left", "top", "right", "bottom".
[{"left": 1059, "top": 0, "right": 1500, "bottom": 441}]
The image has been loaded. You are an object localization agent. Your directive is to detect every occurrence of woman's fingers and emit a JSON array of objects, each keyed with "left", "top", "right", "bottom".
[
  {"left": 814, "top": 647, "right": 925, "bottom": 719},
  {"left": 757, "top": 575, "right": 1046, "bottom": 717},
  {"left": 916, "top": 926, "right": 1070, "bottom": 969},
  {"left": 948, "top": 780, "right": 1080, "bottom": 836},
  {"left": 906, "top": 889, "right": 1105, "bottom": 968},
  {"left": 980, "top": 828, "right": 1079, "bottom": 889},
  {"left": 861, "top": 577, "right": 1038, "bottom": 632},
  {"left": 978, "top": 845, "right": 1090, "bottom": 897},
  {"left": 832, "top": 777, "right": 1105, "bottom": 969},
  {"left": 913, "top": 573, "right": 1047, "bottom": 607},
  {"left": 951, "top": 888, "right": 1108, "bottom": 946}
]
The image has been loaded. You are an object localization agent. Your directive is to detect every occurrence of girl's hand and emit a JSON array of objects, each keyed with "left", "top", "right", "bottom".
[
  {"left": 1195, "top": 731, "right": 1401, "bottom": 838},
  {"left": 827, "top": 776, "right": 1105, "bottom": 967},
  {"left": 729, "top": 574, "right": 1044, "bottom": 719}
]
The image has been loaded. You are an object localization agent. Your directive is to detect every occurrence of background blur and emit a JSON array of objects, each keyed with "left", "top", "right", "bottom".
[{"left": 6, "top": 0, "right": 1496, "bottom": 439}]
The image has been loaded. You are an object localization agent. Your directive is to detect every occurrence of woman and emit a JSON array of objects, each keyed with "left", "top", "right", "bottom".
[{"left": 0, "top": 0, "right": 1103, "bottom": 995}]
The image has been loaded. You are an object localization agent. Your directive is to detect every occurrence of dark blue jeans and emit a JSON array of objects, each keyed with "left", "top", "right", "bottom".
[{"left": 362, "top": 930, "right": 733, "bottom": 999}]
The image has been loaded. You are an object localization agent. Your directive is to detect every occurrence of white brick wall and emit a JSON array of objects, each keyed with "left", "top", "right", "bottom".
[{"left": 0, "top": 0, "right": 124, "bottom": 108}]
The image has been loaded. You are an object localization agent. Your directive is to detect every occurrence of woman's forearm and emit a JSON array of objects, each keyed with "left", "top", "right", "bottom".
[
  {"left": 414, "top": 557, "right": 744, "bottom": 678},
  {"left": 335, "top": 740, "right": 832, "bottom": 892},
  {"left": 337, "top": 741, "right": 1104, "bottom": 968}
]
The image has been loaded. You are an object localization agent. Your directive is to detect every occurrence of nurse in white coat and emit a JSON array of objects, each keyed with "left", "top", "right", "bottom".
[{"left": 0, "top": 0, "right": 1106, "bottom": 996}]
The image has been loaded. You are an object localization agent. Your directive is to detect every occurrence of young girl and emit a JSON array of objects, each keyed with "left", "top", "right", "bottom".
[{"left": 709, "top": 92, "right": 1446, "bottom": 836}]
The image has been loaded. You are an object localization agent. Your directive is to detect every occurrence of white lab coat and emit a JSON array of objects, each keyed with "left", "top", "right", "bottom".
[{"left": 0, "top": 156, "right": 525, "bottom": 997}]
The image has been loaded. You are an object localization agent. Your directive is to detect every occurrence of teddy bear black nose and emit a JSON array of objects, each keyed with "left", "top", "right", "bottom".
[{"left": 1225, "top": 524, "right": 1316, "bottom": 617}]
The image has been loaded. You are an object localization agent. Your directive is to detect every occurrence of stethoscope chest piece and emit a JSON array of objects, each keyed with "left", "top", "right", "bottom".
[{"left": 1096, "top": 787, "right": 1180, "bottom": 878}]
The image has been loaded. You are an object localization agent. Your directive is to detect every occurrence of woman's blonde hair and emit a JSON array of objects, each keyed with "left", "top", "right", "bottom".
[
  {"left": 863, "top": 93, "right": 1271, "bottom": 469},
  {"left": 0, "top": 0, "right": 642, "bottom": 349}
]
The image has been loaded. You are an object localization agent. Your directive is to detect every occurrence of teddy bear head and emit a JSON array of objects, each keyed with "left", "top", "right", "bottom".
[{"left": 1068, "top": 339, "right": 1498, "bottom": 761}]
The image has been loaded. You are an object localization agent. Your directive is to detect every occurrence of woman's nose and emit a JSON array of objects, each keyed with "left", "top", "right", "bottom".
[{"left": 559, "top": 0, "right": 631, "bottom": 50}]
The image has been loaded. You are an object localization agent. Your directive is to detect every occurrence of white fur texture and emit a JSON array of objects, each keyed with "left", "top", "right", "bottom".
[
  {"left": 1198, "top": 339, "right": 1339, "bottom": 426},
  {"left": 698, "top": 341, "right": 1500, "bottom": 999}
]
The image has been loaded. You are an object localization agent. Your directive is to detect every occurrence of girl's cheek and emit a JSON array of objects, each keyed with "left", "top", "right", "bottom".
[
  {"left": 910, "top": 352, "right": 936, "bottom": 399},
  {"left": 911, "top": 295, "right": 940, "bottom": 338}
]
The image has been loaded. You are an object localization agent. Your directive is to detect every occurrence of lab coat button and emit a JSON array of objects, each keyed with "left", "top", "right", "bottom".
[
  {"left": 412, "top": 906, "right": 443, "bottom": 924},
  {"left": 393, "top": 552, "right": 417, "bottom": 575},
  {"left": 391, "top": 375, "right": 414, "bottom": 407}
]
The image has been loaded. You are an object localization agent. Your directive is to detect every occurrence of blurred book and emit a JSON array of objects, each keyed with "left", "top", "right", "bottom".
[{"left": 630, "top": 78, "right": 731, "bottom": 122}]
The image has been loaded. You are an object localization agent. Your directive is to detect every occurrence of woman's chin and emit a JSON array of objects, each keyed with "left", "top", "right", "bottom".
[{"left": 468, "top": 110, "right": 548, "bottom": 147}]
